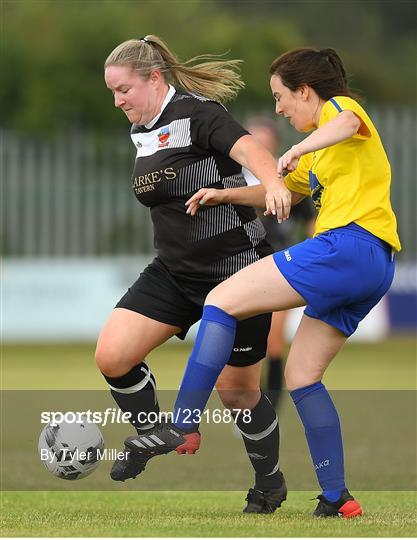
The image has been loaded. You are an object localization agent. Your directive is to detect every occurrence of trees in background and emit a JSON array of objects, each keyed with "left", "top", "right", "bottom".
[{"left": 2, "top": 0, "right": 416, "bottom": 133}]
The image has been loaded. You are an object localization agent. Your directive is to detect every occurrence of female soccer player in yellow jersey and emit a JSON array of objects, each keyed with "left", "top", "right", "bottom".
[{"left": 128, "top": 48, "right": 401, "bottom": 517}]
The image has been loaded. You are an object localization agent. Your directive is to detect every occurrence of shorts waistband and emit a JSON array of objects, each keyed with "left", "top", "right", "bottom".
[{"left": 321, "top": 223, "right": 392, "bottom": 252}]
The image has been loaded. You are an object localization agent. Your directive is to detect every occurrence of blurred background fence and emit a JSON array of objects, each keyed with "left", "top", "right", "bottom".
[
  {"left": 2, "top": 106, "right": 416, "bottom": 260},
  {"left": 2, "top": 0, "right": 416, "bottom": 342},
  {"left": 2, "top": 130, "right": 152, "bottom": 257}
]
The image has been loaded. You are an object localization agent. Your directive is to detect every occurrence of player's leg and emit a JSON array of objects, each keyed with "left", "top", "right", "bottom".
[
  {"left": 96, "top": 307, "right": 180, "bottom": 431},
  {"left": 281, "top": 233, "right": 394, "bottom": 517},
  {"left": 126, "top": 255, "right": 303, "bottom": 447},
  {"left": 171, "top": 256, "right": 305, "bottom": 428},
  {"left": 128, "top": 231, "right": 390, "bottom": 520},
  {"left": 207, "top": 255, "right": 306, "bottom": 318},
  {"left": 265, "top": 310, "right": 287, "bottom": 409},
  {"left": 98, "top": 257, "right": 201, "bottom": 435},
  {"left": 96, "top": 307, "right": 181, "bottom": 481},
  {"left": 284, "top": 314, "right": 345, "bottom": 390},
  {"left": 96, "top": 258, "right": 201, "bottom": 480},
  {"left": 285, "top": 314, "right": 362, "bottom": 517},
  {"left": 216, "top": 363, "right": 287, "bottom": 514},
  {"left": 215, "top": 363, "right": 261, "bottom": 411},
  {"left": 124, "top": 258, "right": 304, "bottom": 462}
]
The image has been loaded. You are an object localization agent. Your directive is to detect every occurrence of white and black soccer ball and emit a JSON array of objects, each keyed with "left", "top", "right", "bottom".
[{"left": 38, "top": 417, "right": 104, "bottom": 480}]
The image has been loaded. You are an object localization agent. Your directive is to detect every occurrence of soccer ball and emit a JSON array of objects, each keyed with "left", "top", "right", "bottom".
[{"left": 38, "top": 417, "right": 104, "bottom": 480}]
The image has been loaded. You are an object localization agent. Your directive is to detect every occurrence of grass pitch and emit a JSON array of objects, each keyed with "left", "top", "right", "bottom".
[
  {"left": 3, "top": 337, "right": 416, "bottom": 390},
  {"left": 2, "top": 338, "right": 416, "bottom": 537},
  {"left": 2, "top": 490, "right": 416, "bottom": 537}
]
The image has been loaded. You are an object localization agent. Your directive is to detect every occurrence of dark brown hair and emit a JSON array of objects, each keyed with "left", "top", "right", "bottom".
[{"left": 270, "top": 48, "right": 355, "bottom": 101}]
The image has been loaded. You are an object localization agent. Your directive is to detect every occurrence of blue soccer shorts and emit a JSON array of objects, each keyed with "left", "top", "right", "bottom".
[{"left": 272, "top": 223, "right": 395, "bottom": 336}]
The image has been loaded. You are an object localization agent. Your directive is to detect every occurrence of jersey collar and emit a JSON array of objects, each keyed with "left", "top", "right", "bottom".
[{"left": 145, "top": 84, "right": 176, "bottom": 129}]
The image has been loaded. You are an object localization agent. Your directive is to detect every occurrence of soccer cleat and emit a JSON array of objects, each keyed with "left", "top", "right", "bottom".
[
  {"left": 124, "top": 422, "right": 201, "bottom": 458},
  {"left": 110, "top": 447, "right": 152, "bottom": 481},
  {"left": 243, "top": 473, "right": 287, "bottom": 514},
  {"left": 313, "top": 488, "right": 363, "bottom": 518}
]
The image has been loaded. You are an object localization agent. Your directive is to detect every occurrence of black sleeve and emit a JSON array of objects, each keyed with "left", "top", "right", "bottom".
[{"left": 190, "top": 101, "right": 249, "bottom": 156}]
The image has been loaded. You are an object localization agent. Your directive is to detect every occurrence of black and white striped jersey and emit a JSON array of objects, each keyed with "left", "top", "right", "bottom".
[{"left": 130, "top": 87, "right": 271, "bottom": 283}]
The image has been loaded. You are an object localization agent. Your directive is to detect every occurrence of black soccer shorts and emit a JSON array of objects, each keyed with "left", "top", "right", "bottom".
[{"left": 116, "top": 257, "right": 271, "bottom": 367}]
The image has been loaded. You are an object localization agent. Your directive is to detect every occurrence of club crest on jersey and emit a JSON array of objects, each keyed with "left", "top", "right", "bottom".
[{"left": 157, "top": 127, "right": 170, "bottom": 147}]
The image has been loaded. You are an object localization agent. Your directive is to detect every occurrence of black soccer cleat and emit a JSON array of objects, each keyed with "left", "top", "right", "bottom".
[
  {"left": 243, "top": 473, "right": 287, "bottom": 514},
  {"left": 313, "top": 488, "right": 362, "bottom": 518},
  {"left": 110, "top": 447, "right": 152, "bottom": 481},
  {"left": 124, "top": 422, "right": 201, "bottom": 458}
]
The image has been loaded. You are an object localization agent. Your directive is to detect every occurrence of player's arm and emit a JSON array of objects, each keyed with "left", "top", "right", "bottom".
[
  {"left": 185, "top": 185, "right": 303, "bottom": 216},
  {"left": 229, "top": 134, "right": 291, "bottom": 222},
  {"left": 278, "top": 110, "right": 361, "bottom": 176},
  {"left": 191, "top": 103, "right": 290, "bottom": 221},
  {"left": 185, "top": 184, "right": 264, "bottom": 215}
]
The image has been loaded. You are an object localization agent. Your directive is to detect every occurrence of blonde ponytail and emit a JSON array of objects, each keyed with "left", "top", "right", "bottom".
[{"left": 105, "top": 34, "right": 244, "bottom": 103}]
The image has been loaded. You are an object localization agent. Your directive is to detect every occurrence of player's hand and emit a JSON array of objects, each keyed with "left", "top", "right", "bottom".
[
  {"left": 185, "top": 188, "right": 226, "bottom": 216},
  {"left": 277, "top": 145, "right": 301, "bottom": 176},
  {"left": 264, "top": 184, "right": 292, "bottom": 223}
]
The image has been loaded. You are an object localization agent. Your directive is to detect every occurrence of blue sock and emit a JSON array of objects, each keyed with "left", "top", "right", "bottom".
[
  {"left": 173, "top": 305, "right": 237, "bottom": 430},
  {"left": 290, "top": 382, "right": 346, "bottom": 502}
]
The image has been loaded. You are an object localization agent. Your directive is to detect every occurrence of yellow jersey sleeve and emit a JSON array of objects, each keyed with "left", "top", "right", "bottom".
[
  {"left": 311, "top": 96, "right": 401, "bottom": 252},
  {"left": 321, "top": 97, "right": 371, "bottom": 140},
  {"left": 284, "top": 153, "right": 312, "bottom": 196}
]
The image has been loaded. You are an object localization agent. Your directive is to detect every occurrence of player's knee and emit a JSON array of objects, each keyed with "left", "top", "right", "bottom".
[
  {"left": 284, "top": 364, "right": 313, "bottom": 391},
  {"left": 205, "top": 288, "right": 226, "bottom": 310},
  {"left": 218, "top": 388, "right": 260, "bottom": 411},
  {"left": 95, "top": 344, "right": 134, "bottom": 378},
  {"left": 94, "top": 347, "right": 118, "bottom": 377},
  {"left": 205, "top": 289, "right": 239, "bottom": 319}
]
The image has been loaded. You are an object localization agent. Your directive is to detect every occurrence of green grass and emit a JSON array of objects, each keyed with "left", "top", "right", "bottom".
[
  {"left": 2, "top": 491, "right": 416, "bottom": 537},
  {"left": 1, "top": 338, "right": 416, "bottom": 537},
  {"left": 2, "top": 337, "right": 416, "bottom": 390}
]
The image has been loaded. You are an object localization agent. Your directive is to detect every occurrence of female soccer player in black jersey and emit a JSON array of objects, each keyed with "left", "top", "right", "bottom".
[{"left": 99, "top": 35, "right": 290, "bottom": 513}]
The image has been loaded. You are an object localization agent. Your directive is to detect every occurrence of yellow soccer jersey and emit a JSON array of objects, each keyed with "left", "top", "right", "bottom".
[{"left": 285, "top": 96, "right": 401, "bottom": 251}]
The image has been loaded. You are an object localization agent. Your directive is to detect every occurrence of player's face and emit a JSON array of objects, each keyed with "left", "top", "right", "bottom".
[
  {"left": 105, "top": 65, "right": 163, "bottom": 125},
  {"left": 270, "top": 75, "right": 314, "bottom": 132}
]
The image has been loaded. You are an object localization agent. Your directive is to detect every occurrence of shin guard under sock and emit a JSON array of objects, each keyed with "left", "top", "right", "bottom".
[
  {"left": 174, "top": 305, "right": 237, "bottom": 429},
  {"left": 290, "top": 381, "right": 346, "bottom": 500},
  {"left": 103, "top": 362, "right": 159, "bottom": 434},
  {"left": 235, "top": 393, "right": 282, "bottom": 490}
]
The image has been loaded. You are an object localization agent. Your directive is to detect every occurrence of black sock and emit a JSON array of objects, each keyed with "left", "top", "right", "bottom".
[
  {"left": 102, "top": 362, "right": 159, "bottom": 434},
  {"left": 265, "top": 357, "right": 283, "bottom": 410},
  {"left": 235, "top": 392, "right": 282, "bottom": 491}
]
